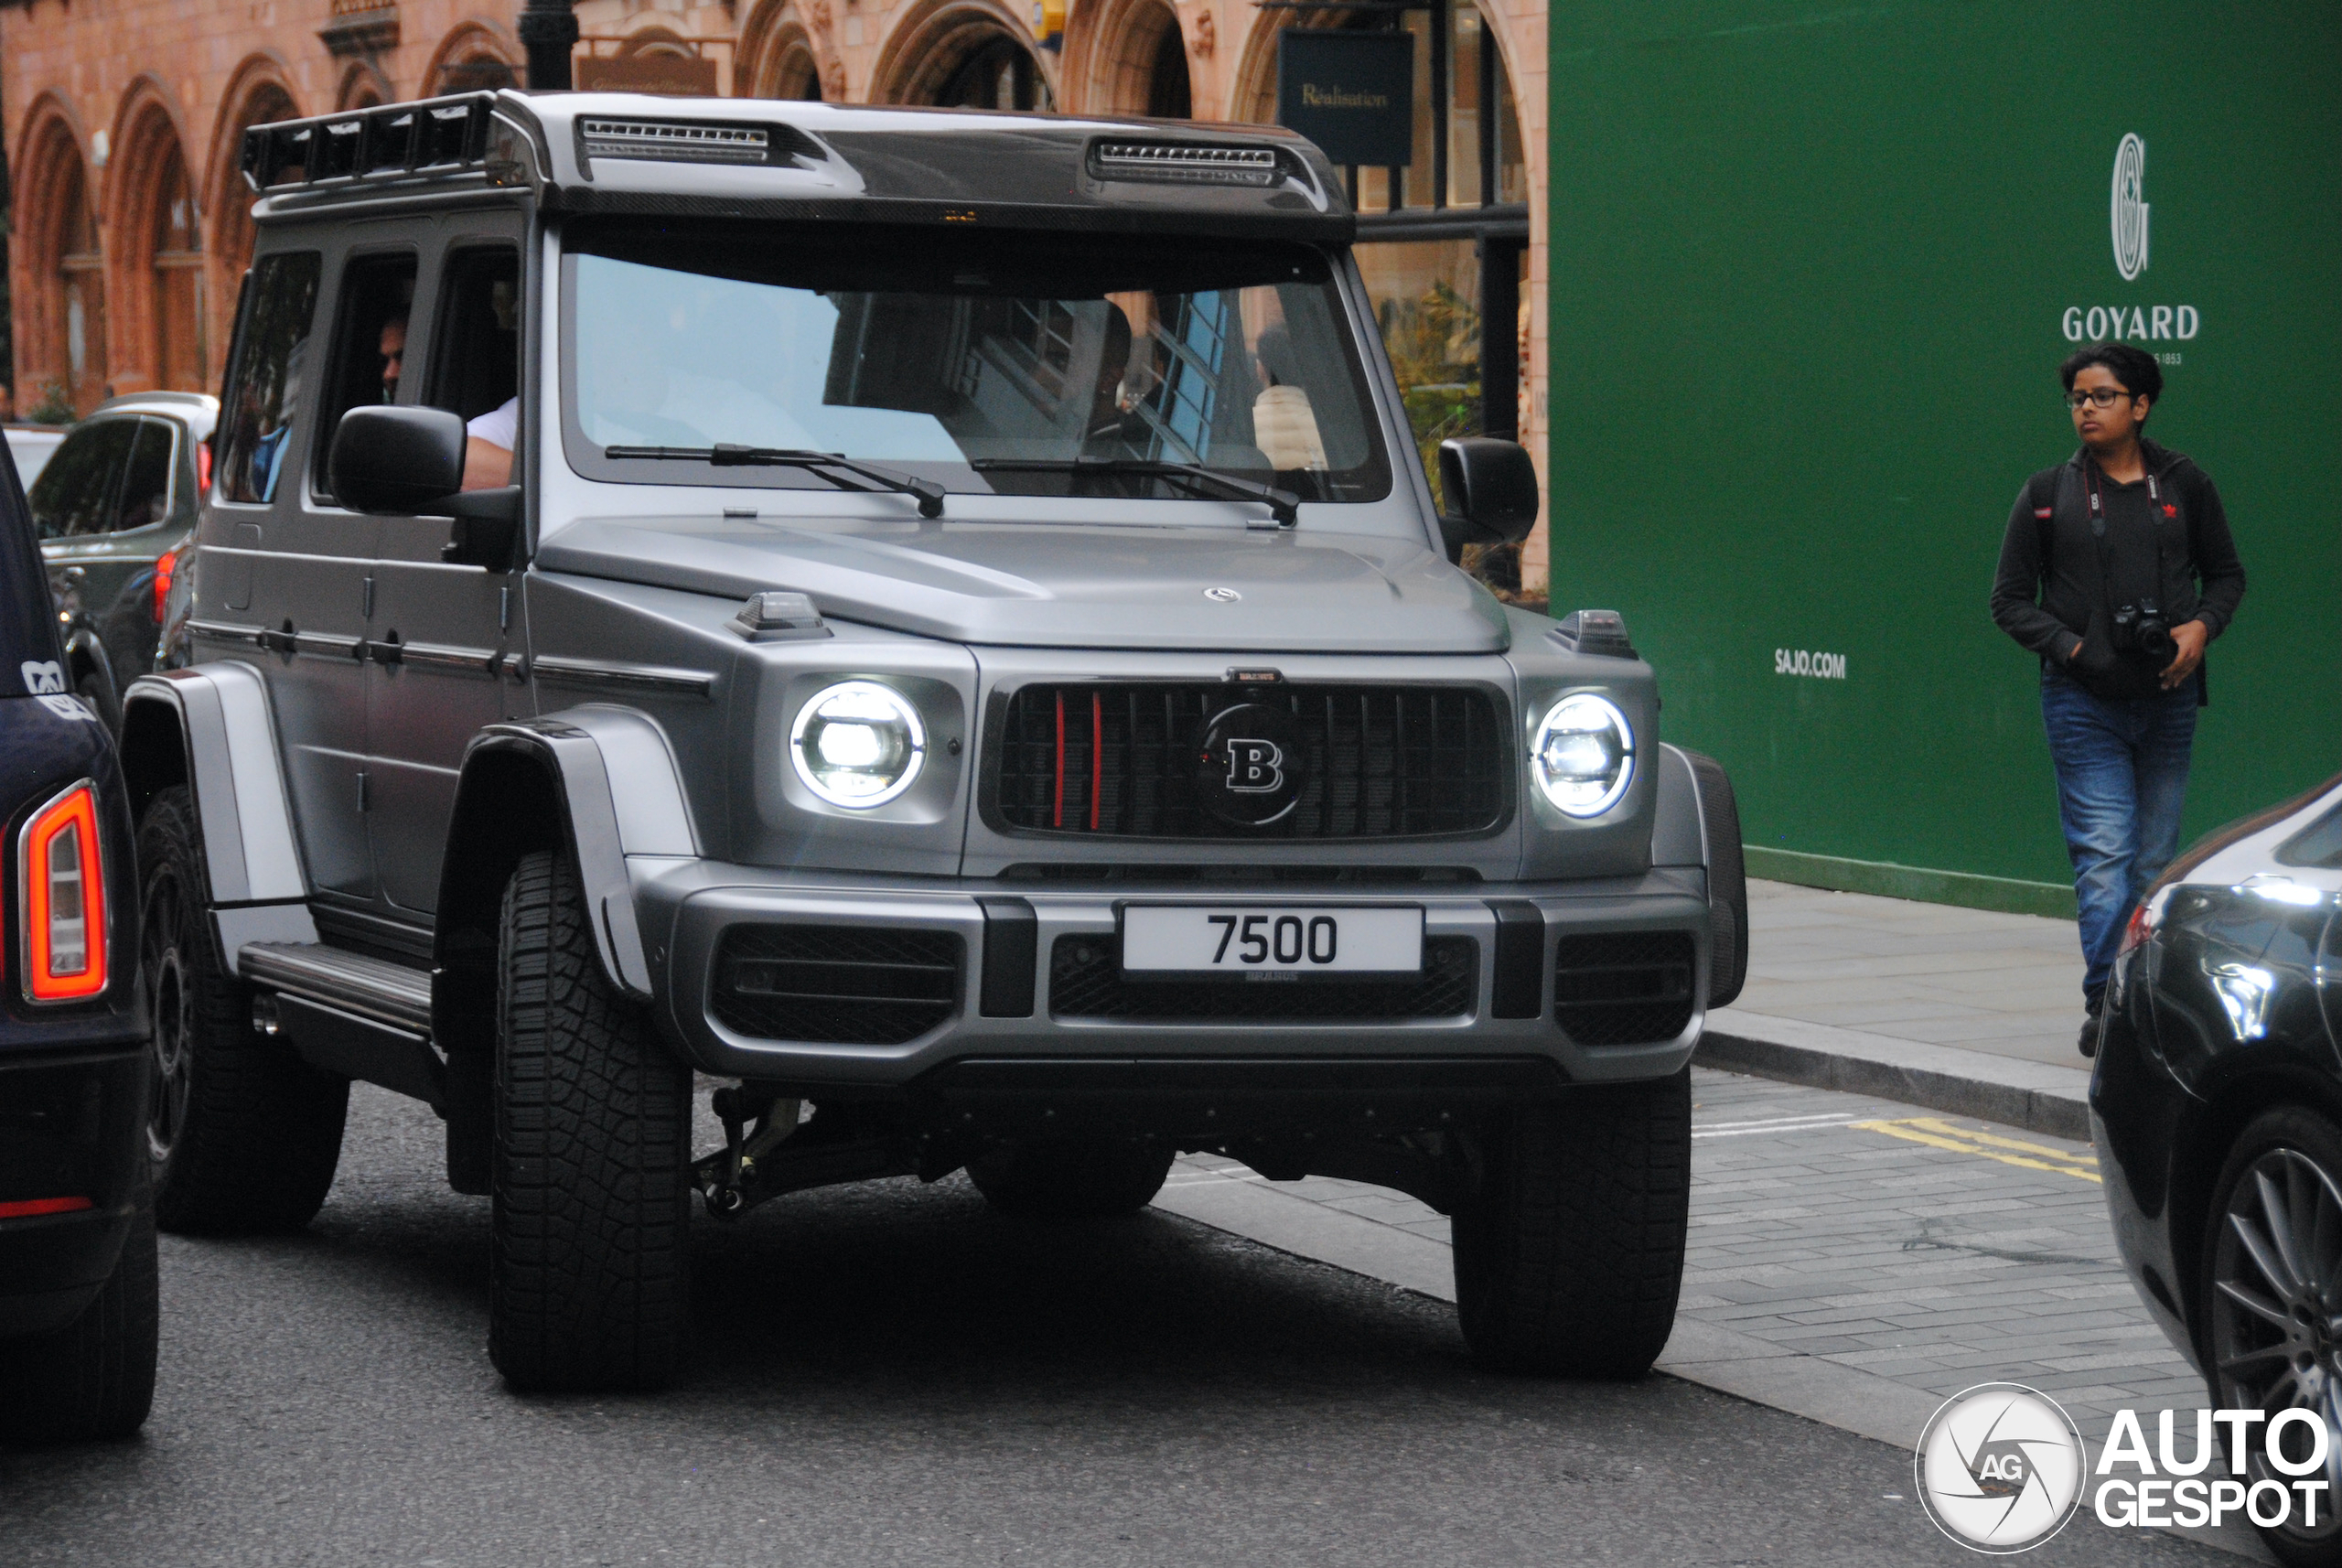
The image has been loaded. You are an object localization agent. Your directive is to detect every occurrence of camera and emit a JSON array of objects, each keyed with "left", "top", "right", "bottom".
[{"left": 2111, "top": 597, "right": 2175, "bottom": 663}]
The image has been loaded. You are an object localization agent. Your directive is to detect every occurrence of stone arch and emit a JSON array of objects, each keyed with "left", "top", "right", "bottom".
[
  {"left": 11, "top": 95, "right": 107, "bottom": 416},
  {"left": 204, "top": 58, "right": 303, "bottom": 392},
  {"left": 738, "top": 0, "right": 830, "bottom": 101},
  {"left": 871, "top": 0, "right": 1051, "bottom": 110},
  {"left": 103, "top": 79, "right": 205, "bottom": 395},
  {"left": 1060, "top": 0, "right": 1187, "bottom": 117},
  {"left": 426, "top": 21, "right": 523, "bottom": 94},
  {"left": 1228, "top": 2, "right": 1339, "bottom": 126},
  {"left": 616, "top": 24, "right": 697, "bottom": 59},
  {"left": 337, "top": 61, "right": 394, "bottom": 111}
]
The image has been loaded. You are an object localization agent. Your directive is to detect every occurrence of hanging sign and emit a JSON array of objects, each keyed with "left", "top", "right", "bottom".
[{"left": 1276, "top": 29, "right": 1413, "bottom": 169}]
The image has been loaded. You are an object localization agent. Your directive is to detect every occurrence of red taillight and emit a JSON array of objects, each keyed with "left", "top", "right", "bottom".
[
  {"left": 20, "top": 781, "right": 107, "bottom": 1004},
  {"left": 196, "top": 438, "right": 212, "bottom": 496},
  {"left": 2119, "top": 902, "right": 2155, "bottom": 958},
  {"left": 153, "top": 548, "right": 177, "bottom": 623},
  {"left": 0, "top": 1197, "right": 93, "bottom": 1219}
]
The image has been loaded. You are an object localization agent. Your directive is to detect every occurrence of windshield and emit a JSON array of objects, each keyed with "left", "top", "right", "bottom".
[{"left": 559, "top": 221, "right": 1391, "bottom": 509}]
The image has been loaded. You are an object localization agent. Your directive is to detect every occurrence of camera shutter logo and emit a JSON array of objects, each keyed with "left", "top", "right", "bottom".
[
  {"left": 1915, "top": 1383, "right": 2087, "bottom": 1552},
  {"left": 2111, "top": 134, "right": 2151, "bottom": 282}
]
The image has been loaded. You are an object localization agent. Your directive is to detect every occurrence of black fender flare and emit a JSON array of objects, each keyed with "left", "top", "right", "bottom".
[
  {"left": 1654, "top": 744, "right": 1748, "bottom": 1011},
  {"left": 435, "top": 705, "right": 699, "bottom": 1009},
  {"left": 119, "top": 665, "right": 317, "bottom": 971}
]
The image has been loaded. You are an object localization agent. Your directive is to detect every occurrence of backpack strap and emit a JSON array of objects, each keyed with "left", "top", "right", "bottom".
[{"left": 2025, "top": 469, "right": 2062, "bottom": 595}]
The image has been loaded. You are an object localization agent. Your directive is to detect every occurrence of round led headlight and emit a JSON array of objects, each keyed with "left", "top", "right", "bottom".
[
  {"left": 1532, "top": 693, "right": 1634, "bottom": 818},
  {"left": 790, "top": 681, "right": 927, "bottom": 809}
]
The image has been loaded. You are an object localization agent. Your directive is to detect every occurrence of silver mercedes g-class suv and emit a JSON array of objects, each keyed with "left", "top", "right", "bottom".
[{"left": 127, "top": 91, "right": 1748, "bottom": 1393}]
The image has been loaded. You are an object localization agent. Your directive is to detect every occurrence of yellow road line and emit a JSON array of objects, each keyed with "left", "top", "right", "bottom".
[
  {"left": 1850, "top": 1118, "right": 2102, "bottom": 1184},
  {"left": 1899, "top": 1117, "right": 2100, "bottom": 1166}
]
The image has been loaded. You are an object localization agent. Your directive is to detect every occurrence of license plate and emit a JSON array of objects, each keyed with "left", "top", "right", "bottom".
[{"left": 1121, "top": 906, "right": 1424, "bottom": 978}]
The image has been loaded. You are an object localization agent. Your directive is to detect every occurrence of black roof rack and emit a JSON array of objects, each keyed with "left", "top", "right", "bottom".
[{"left": 241, "top": 92, "right": 499, "bottom": 193}]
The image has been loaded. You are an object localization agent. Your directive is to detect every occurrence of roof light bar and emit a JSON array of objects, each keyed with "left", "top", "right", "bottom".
[
  {"left": 242, "top": 93, "right": 496, "bottom": 191},
  {"left": 1090, "top": 142, "right": 1282, "bottom": 187},
  {"left": 582, "top": 119, "right": 770, "bottom": 165}
]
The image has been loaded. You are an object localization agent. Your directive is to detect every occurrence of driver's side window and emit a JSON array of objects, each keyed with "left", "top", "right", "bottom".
[
  {"left": 429, "top": 245, "right": 522, "bottom": 491},
  {"left": 309, "top": 252, "right": 419, "bottom": 505}
]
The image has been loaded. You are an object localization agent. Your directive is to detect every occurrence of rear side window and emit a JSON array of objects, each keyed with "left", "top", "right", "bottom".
[
  {"left": 217, "top": 251, "right": 322, "bottom": 504},
  {"left": 27, "top": 419, "right": 136, "bottom": 538}
]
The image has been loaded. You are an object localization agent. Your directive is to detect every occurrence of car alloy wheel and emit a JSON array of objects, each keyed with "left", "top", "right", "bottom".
[
  {"left": 142, "top": 878, "right": 194, "bottom": 1166},
  {"left": 2208, "top": 1144, "right": 2342, "bottom": 1551}
]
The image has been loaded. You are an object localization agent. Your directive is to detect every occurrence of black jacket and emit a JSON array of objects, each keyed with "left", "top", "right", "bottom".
[{"left": 1990, "top": 439, "right": 2247, "bottom": 701}]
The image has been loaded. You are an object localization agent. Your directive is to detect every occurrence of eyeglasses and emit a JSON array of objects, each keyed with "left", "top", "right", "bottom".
[{"left": 2065, "top": 388, "right": 2134, "bottom": 411}]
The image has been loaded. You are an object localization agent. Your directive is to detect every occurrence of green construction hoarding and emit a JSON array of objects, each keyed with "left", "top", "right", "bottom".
[{"left": 1547, "top": 3, "right": 2342, "bottom": 914}]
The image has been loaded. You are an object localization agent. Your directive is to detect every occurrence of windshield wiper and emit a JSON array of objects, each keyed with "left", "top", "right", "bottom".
[
  {"left": 605, "top": 444, "right": 946, "bottom": 519},
  {"left": 972, "top": 457, "right": 1300, "bottom": 528}
]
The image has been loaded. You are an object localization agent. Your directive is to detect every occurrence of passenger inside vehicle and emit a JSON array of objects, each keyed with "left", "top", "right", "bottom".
[{"left": 432, "top": 248, "right": 521, "bottom": 489}]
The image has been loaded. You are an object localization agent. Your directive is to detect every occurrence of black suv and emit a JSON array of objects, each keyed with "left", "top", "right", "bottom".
[{"left": 0, "top": 436, "right": 155, "bottom": 1442}]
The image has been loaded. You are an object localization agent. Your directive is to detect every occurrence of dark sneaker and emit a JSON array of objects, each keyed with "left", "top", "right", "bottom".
[{"left": 2079, "top": 1009, "right": 2101, "bottom": 1059}]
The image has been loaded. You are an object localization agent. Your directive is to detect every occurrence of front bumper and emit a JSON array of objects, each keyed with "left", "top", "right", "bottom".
[
  {"left": 641, "top": 861, "right": 1713, "bottom": 1088},
  {"left": 0, "top": 1043, "right": 148, "bottom": 1338}
]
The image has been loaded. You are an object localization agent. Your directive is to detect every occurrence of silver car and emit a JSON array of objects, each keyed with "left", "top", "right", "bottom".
[{"left": 124, "top": 91, "right": 1749, "bottom": 1394}]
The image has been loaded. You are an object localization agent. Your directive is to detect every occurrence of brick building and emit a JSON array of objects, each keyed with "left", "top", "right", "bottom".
[{"left": 1, "top": 0, "right": 1550, "bottom": 585}]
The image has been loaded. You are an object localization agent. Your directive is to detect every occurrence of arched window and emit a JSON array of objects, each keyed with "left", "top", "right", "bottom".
[
  {"left": 150, "top": 142, "right": 207, "bottom": 392},
  {"left": 57, "top": 157, "right": 109, "bottom": 415},
  {"left": 1145, "top": 15, "right": 1190, "bottom": 118},
  {"left": 931, "top": 32, "right": 1041, "bottom": 110}
]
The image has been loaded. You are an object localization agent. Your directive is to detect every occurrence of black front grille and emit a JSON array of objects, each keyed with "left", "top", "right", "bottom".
[
  {"left": 713, "top": 926, "right": 962, "bottom": 1044},
  {"left": 991, "top": 682, "right": 1506, "bottom": 840},
  {"left": 1049, "top": 934, "right": 1477, "bottom": 1022},
  {"left": 1552, "top": 932, "right": 1697, "bottom": 1046}
]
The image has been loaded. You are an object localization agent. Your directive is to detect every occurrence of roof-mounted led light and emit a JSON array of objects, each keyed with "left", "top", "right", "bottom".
[
  {"left": 582, "top": 119, "right": 771, "bottom": 165},
  {"left": 1090, "top": 142, "right": 1282, "bottom": 187}
]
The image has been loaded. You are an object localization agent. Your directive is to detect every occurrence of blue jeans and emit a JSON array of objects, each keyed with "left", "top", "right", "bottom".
[{"left": 2040, "top": 668, "right": 2198, "bottom": 1004}]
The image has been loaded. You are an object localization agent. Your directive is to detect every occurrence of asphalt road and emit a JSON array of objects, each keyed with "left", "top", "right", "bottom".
[{"left": 2, "top": 1085, "right": 2224, "bottom": 1567}]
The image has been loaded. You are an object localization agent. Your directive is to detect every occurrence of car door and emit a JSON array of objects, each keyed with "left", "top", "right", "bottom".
[
  {"left": 58, "top": 417, "right": 182, "bottom": 720},
  {"left": 201, "top": 245, "right": 379, "bottom": 902},
  {"left": 29, "top": 416, "right": 136, "bottom": 710},
  {"left": 362, "top": 231, "right": 526, "bottom": 918}
]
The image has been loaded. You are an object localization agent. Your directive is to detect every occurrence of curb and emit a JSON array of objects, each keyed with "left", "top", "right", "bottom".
[{"left": 1695, "top": 1010, "right": 2094, "bottom": 1141}]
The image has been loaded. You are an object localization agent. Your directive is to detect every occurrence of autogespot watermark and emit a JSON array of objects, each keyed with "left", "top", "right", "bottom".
[{"left": 1915, "top": 1384, "right": 2336, "bottom": 1552}]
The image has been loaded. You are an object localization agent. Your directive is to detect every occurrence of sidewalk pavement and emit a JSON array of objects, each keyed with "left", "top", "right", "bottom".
[{"left": 1700, "top": 878, "right": 2099, "bottom": 1139}]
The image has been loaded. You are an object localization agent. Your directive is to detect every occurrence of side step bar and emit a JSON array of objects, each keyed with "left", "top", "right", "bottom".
[{"left": 240, "top": 941, "right": 445, "bottom": 1109}]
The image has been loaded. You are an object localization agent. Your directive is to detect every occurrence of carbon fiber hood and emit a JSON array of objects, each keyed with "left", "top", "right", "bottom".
[{"left": 532, "top": 516, "right": 1509, "bottom": 654}]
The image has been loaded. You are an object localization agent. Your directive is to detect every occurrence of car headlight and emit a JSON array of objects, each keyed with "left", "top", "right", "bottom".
[
  {"left": 1532, "top": 693, "right": 1634, "bottom": 817},
  {"left": 790, "top": 682, "right": 927, "bottom": 808}
]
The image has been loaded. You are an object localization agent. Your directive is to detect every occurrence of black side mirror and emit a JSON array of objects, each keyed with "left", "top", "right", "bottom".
[
  {"left": 1436, "top": 437, "right": 1540, "bottom": 564},
  {"left": 330, "top": 405, "right": 521, "bottom": 569},
  {"left": 330, "top": 405, "right": 465, "bottom": 513}
]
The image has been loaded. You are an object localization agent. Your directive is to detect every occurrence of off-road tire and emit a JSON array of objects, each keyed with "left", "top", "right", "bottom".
[
  {"left": 1453, "top": 1069, "right": 1692, "bottom": 1377},
  {"left": 0, "top": 1197, "right": 158, "bottom": 1444},
  {"left": 966, "top": 1140, "right": 1176, "bottom": 1219},
  {"left": 1682, "top": 751, "right": 1749, "bottom": 1010},
  {"left": 138, "top": 785, "right": 348, "bottom": 1234},
  {"left": 489, "top": 849, "right": 692, "bottom": 1393}
]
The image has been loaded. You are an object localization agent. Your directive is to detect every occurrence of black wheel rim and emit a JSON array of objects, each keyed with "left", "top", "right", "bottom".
[
  {"left": 143, "top": 870, "right": 194, "bottom": 1167},
  {"left": 2209, "top": 1145, "right": 2342, "bottom": 1541}
]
